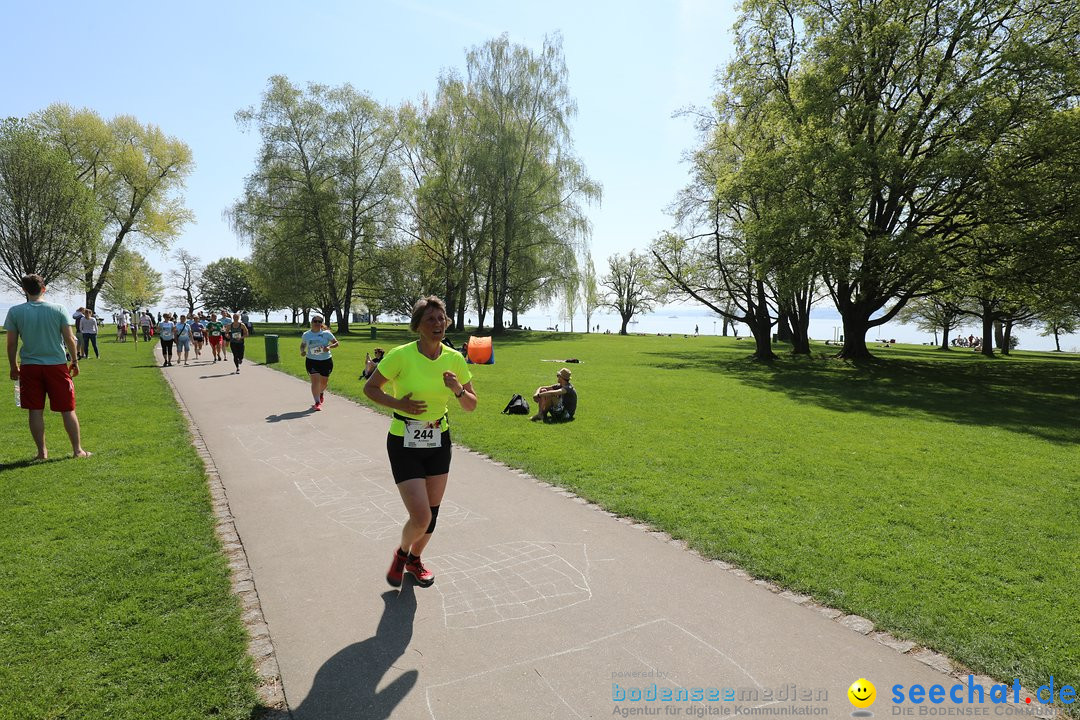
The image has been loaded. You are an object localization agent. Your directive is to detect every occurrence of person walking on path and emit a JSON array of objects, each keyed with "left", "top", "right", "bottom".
[
  {"left": 78, "top": 309, "right": 100, "bottom": 359},
  {"left": 174, "top": 314, "right": 192, "bottom": 366},
  {"left": 300, "top": 315, "right": 339, "bottom": 411},
  {"left": 363, "top": 296, "right": 476, "bottom": 589},
  {"left": 158, "top": 313, "right": 177, "bottom": 367},
  {"left": 226, "top": 313, "right": 248, "bottom": 373},
  {"left": 5, "top": 274, "right": 91, "bottom": 460}
]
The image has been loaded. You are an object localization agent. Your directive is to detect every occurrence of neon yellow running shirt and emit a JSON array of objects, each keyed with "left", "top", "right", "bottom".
[{"left": 377, "top": 341, "right": 472, "bottom": 437}]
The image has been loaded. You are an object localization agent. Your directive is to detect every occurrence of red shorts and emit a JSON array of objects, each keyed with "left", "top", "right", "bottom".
[
  {"left": 19, "top": 364, "right": 76, "bottom": 412},
  {"left": 209, "top": 336, "right": 223, "bottom": 346}
]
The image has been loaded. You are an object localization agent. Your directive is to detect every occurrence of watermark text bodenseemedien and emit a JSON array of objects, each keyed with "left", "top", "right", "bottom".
[{"left": 613, "top": 683, "right": 829, "bottom": 703}]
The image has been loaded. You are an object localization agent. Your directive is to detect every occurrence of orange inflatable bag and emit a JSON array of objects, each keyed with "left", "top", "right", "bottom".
[{"left": 464, "top": 336, "right": 494, "bottom": 364}]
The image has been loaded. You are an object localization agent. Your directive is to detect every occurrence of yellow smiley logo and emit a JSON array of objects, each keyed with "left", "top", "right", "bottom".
[{"left": 848, "top": 678, "right": 876, "bottom": 708}]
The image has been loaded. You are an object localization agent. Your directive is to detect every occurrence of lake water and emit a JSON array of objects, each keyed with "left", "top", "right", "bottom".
[
  {"left": 4, "top": 295, "right": 1078, "bottom": 353},
  {"left": 508, "top": 307, "right": 1080, "bottom": 354}
]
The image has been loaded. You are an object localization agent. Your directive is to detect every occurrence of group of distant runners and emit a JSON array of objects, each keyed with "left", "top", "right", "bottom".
[
  {"left": 8, "top": 283, "right": 578, "bottom": 591},
  {"left": 155, "top": 310, "right": 249, "bottom": 372}
]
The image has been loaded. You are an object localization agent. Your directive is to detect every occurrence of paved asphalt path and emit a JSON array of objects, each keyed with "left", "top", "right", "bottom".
[{"left": 161, "top": 348, "right": 994, "bottom": 720}]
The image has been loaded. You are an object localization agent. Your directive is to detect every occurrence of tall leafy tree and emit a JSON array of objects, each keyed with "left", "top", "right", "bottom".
[
  {"left": 166, "top": 248, "right": 204, "bottom": 316},
  {"left": 201, "top": 257, "right": 257, "bottom": 313},
  {"left": 401, "top": 79, "right": 487, "bottom": 327},
  {"left": 1039, "top": 304, "right": 1079, "bottom": 353},
  {"left": 464, "top": 34, "right": 600, "bottom": 332},
  {"left": 99, "top": 248, "right": 163, "bottom": 313},
  {"left": 232, "top": 76, "right": 403, "bottom": 334},
  {"left": 0, "top": 118, "right": 100, "bottom": 289},
  {"left": 730, "top": 0, "right": 1080, "bottom": 359},
  {"left": 35, "top": 104, "right": 193, "bottom": 313},
  {"left": 561, "top": 268, "right": 580, "bottom": 332},
  {"left": 581, "top": 252, "right": 601, "bottom": 333},
  {"left": 896, "top": 293, "right": 967, "bottom": 350},
  {"left": 653, "top": 112, "right": 795, "bottom": 360},
  {"left": 602, "top": 251, "right": 662, "bottom": 335}
]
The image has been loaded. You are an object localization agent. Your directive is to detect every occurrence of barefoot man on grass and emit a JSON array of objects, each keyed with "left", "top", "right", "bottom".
[{"left": 5, "top": 274, "right": 91, "bottom": 460}]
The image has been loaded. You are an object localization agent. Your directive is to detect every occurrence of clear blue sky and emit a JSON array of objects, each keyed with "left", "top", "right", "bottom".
[{"left": 1, "top": 0, "right": 737, "bottom": 276}]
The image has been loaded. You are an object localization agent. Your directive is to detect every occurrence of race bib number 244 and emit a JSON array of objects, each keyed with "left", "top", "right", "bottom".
[{"left": 403, "top": 418, "right": 441, "bottom": 449}]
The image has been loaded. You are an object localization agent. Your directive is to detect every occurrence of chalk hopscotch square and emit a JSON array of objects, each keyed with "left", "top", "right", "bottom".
[
  {"left": 424, "top": 619, "right": 764, "bottom": 719},
  {"left": 430, "top": 541, "right": 591, "bottom": 629},
  {"left": 326, "top": 498, "right": 480, "bottom": 541}
]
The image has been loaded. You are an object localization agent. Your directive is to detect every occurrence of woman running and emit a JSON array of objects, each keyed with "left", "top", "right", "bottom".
[
  {"left": 226, "top": 313, "right": 248, "bottom": 373},
  {"left": 363, "top": 296, "right": 476, "bottom": 588},
  {"left": 206, "top": 312, "right": 224, "bottom": 362},
  {"left": 158, "top": 313, "right": 176, "bottom": 367},
  {"left": 300, "top": 315, "right": 339, "bottom": 410},
  {"left": 220, "top": 310, "right": 232, "bottom": 361},
  {"left": 190, "top": 315, "right": 205, "bottom": 360}
]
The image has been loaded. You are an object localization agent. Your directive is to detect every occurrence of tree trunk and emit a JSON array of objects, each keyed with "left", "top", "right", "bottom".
[
  {"left": 302, "top": 308, "right": 311, "bottom": 325},
  {"left": 939, "top": 322, "right": 952, "bottom": 351},
  {"left": 790, "top": 313, "right": 810, "bottom": 355},
  {"left": 619, "top": 314, "right": 630, "bottom": 335},
  {"left": 981, "top": 304, "right": 995, "bottom": 357},
  {"left": 777, "top": 312, "right": 793, "bottom": 342},
  {"left": 836, "top": 315, "right": 874, "bottom": 360},
  {"left": 335, "top": 302, "right": 351, "bottom": 335},
  {"left": 1001, "top": 320, "right": 1013, "bottom": 356},
  {"left": 1054, "top": 328, "right": 1061, "bottom": 352},
  {"left": 444, "top": 276, "right": 457, "bottom": 328},
  {"left": 994, "top": 320, "right": 1004, "bottom": 350}
]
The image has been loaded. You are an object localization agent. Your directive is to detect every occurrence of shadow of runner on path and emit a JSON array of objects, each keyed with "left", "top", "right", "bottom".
[
  {"left": 266, "top": 408, "right": 317, "bottom": 422},
  {"left": 291, "top": 587, "right": 418, "bottom": 719}
]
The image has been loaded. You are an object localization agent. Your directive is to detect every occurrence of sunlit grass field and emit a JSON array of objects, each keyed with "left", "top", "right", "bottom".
[
  {"left": 2, "top": 323, "right": 1076, "bottom": 717},
  {"left": 248, "top": 322, "right": 1079, "bottom": 701},
  {"left": 0, "top": 335, "right": 258, "bottom": 720}
]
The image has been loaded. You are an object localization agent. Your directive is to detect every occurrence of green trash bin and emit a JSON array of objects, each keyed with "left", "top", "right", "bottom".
[
  {"left": 370, "top": 326, "right": 377, "bottom": 340},
  {"left": 264, "top": 334, "right": 279, "bottom": 364}
]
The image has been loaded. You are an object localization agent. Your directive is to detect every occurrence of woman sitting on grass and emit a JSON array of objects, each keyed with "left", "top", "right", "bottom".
[{"left": 361, "top": 347, "right": 385, "bottom": 380}]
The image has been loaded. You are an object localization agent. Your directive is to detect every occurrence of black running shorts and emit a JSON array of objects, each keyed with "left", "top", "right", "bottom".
[
  {"left": 305, "top": 357, "right": 334, "bottom": 377},
  {"left": 386, "top": 430, "right": 451, "bottom": 483}
]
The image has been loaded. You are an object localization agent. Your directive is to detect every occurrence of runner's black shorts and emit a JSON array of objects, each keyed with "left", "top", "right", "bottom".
[
  {"left": 305, "top": 357, "right": 334, "bottom": 377},
  {"left": 386, "top": 430, "right": 451, "bottom": 483}
]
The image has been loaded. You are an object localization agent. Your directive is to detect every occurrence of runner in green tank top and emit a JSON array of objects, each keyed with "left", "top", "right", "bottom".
[{"left": 363, "top": 296, "right": 476, "bottom": 588}]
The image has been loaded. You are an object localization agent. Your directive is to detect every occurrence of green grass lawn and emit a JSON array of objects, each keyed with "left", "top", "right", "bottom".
[
  {"left": 249, "top": 322, "right": 1079, "bottom": 702},
  {"left": 3, "top": 323, "right": 1076, "bottom": 717},
  {"left": 0, "top": 335, "right": 259, "bottom": 720}
]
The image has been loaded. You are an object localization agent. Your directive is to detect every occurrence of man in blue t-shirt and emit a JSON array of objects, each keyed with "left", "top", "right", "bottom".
[{"left": 5, "top": 274, "right": 91, "bottom": 459}]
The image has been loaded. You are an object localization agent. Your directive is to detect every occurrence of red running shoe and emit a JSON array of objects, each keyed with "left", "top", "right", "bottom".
[
  {"left": 386, "top": 550, "right": 407, "bottom": 587},
  {"left": 313, "top": 402, "right": 322, "bottom": 411},
  {"left": 319, "top": 391, "right": 324, "bottom": 404},
  {"left": 405, "top": 556, "right": 435, "bottom": 587}
]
